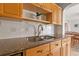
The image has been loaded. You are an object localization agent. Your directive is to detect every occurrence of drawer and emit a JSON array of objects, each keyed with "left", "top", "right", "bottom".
[
  {"left": 50, "top": 40, "right": 61, "bottom": 50},
  {"left": 42, "top": 52, "right": 50, "bottom": 56},
  {"left": 62, "top": 39, "right": 67, "bottom": 44},
  {"left": 62, "top": 37, "right": 71, "bottom": 44},
  {"left": 25, "top": 43, "right": 49, "bottom": 56}
]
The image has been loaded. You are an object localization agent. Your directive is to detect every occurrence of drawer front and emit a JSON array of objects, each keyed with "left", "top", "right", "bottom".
[
  {"left": 50, "top": 40, "right": 61, "bottom": 50},
  {"left": 62, "top": 37, "right": 71, "bottom": 44},
  {"left": 62, "top": 39, "right": 67, "bottom": 44},
  {"left": 26, "top": 43, "right": 49, "bottom": 56},
  {"left": 42, "top": 52, "right": 50, "bottom": 56}
]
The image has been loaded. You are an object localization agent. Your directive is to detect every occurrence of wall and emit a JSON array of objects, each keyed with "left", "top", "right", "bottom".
[
  {"left": 63, "top": 4, "right": 79, "bottom": 35},
  {"left": 0, "top": 18, "right": 54, "bottom": 39},
  {"left": 69, "top": 19, "right": 79, "bottom": 32},
  {"left": 63, "top": 18, "right": 79, "bottom": 34}
]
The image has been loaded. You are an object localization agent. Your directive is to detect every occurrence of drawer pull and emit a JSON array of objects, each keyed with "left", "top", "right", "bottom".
[
  {"left": 47, "top": 54, "right": 50, "bottom": 56},
  {"left": 55, "top": 44, "right": 58, "bottom": 46},
  {"left": 37, "top": 50, "right": 43, "bottom": 53}
]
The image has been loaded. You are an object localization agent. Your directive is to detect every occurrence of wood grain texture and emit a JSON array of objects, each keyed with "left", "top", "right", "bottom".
[
  {"left": 3, "top": 3, "right": 22, "bottom": 18},
  {"left": 24, "top": 43, "right": 50, "bottom": 56}
]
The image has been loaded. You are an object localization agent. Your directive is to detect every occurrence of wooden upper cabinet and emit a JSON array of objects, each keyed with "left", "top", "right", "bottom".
[
  {"left": 0, "top": 4, "right": 3, "bottom": 16},
  {"left": 31, "top": 3, "right": 40, "bottom": 7},
  {"left": 51, "top": 4, "right": 58, "bottom": 24},
  {"left": 32, "top": 3, "right": 52, "bottom": 12},
  {"left": 39, "top": 3, "right": 52, "bottom": 12},
  {"left": 51, "top": 4, "right": 62, "bottom": 25},
  {"left": 3, "top": 3, "right": 22, "bottom": 18},
  {"left": 57, "top": 7, "right": 62, "bottom": 25}
]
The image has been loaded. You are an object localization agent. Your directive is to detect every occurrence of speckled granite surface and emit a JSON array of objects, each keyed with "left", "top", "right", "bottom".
[{"left": 0, "top": 36, "right": 69, "bottom": 56}]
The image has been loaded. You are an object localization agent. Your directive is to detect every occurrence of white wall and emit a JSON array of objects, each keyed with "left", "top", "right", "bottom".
[
  {"left": 63, "top": 4, "right": 79, "bottom": 35},
  {"left": 70, "top": 19, "right": 79, "bottom": 32},
  {"left": 0, "top": 18, "right": 54, "bottom": 39}
]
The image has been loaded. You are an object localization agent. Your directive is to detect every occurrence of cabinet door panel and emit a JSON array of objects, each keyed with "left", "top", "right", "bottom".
[
  {"left": 40, "top": 3, "right": 52, "bottom": 11},
  {"left": 61, "top": 43, "right": 67, "bottom": 56},
  {"left": 66, "top": 39, "right": 71, "bottom": 56},
  {"left": 0, "top": 4, "right": 3, "bottom": 16},
  {"left": 61, "top": 37, "right": 71, "bottom": 56},
  {"left": 3, "top": 3, "right": 22, "bottom": 18},
  {"left": 57, "top": 7, "right": 62, "bottom": 25},
  {"left": 51, "top": 47, "right": 61, "bottom": 56},
  {"left": 51, "top": 4, "right": 58, "bottom": 24},
  {"left": 51, "top": 4, "right": 62, "bottom": 25},
  {"left": 24, "top": 44, "right": 49, "bottom": 56},
  {"left": 42, "top": 52, "right": 50, "bottom": 56}
]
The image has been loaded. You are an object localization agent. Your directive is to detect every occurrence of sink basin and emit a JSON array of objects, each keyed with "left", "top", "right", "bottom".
[{"left": 27, "top": 36, "right": 55, "bottom": 42}]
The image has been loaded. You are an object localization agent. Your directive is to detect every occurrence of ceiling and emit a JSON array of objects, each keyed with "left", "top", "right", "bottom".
[
  {"left": 57, "top": 3, "right": 71, "bottom": 9},
  {"left": 63, "top": 4, "right": 79, "bottom": 20}
]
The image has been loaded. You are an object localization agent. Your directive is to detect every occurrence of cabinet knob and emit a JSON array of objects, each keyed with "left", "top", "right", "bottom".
[
  {"left": 37, "top": 50, "right": 43, "bottom": 53},
  {"left": 47, "top": 54, "right": 49, "bottom": 56},
  {"left": 55, "top": 44, "right": 58, "bottom": 46}
]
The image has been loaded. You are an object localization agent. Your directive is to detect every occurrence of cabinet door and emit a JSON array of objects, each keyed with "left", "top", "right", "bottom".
[
  {"left": 40, "top": 3, "right": 52, "bottom": 11},
  {"left": 57, "top": 7, "right": 62, "bottom": 25},
  {"left": 0, "top": 3, "right": 3, "bottom": 16},
  {"left": 51, "top": 4, "right": 58, "bottom": 24},
  {"left": 51, "top": 4, "right": 62, "bottom": 25},
  {"left": 24, "top": 44, "right": 49, "bottom": 56},
  {"left": 42, "top": 52, "right": 50, "bottom": 56},
  {"left": 51, "top": 47, "right": 61, "bottom": 56},
  {"left": 61, "top": 43, "right": 67, "bottom": 56},
  {"left": 66, "top": 39, "right": 71, "bottom": 56},
  {"left": 31, "top": 3, "right": 41, "bottom": 7},
  {"left": 3, "top": 3, "right": 22, "bottom": 18}
]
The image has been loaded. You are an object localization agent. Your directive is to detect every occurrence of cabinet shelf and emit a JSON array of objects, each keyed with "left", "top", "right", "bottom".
[{"left": 22, "top": 17, "right": 50, "bottom": 24}]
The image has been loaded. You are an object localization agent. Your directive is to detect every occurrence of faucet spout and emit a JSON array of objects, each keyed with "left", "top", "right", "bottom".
[{"left": 37, "top": 24, "right": 43, "bottom": 37}]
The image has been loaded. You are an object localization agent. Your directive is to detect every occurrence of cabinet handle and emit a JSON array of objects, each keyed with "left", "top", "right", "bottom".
[
  {"left": 47, "top": 54, "right": 50, "bottom": 56},
  {"left": 37, "top": 50, "right": 43, "bottom": 53},
  {"left": 55, "top": 44, "right": 58, "bottom": 46}
]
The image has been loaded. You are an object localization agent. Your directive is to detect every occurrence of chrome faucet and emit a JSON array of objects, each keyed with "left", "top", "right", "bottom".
[
  {"left": 32, "top": 25, "right": 36, "bottom": 36},
  {"left": 37, "top": 24, "right": 43, "bottom": 37}
]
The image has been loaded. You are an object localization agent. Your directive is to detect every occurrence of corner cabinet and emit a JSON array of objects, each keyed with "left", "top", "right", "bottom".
[{"left": 3, "top": 3, "right": 22, "bottom": 18}]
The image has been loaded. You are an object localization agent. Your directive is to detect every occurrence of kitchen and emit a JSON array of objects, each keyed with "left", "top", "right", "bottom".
[{"left": 0, "top": 3, "right": 72, "bottom": 56}]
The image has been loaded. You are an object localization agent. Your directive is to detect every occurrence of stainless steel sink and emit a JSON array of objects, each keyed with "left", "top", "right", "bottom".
[{"left": 27, "top": 36, "right": 55, "bottom": 42}]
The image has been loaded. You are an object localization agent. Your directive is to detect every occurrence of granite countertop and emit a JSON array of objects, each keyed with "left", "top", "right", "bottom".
[{"left": 0, "top": 36, "right": 69, "bottom": 56}]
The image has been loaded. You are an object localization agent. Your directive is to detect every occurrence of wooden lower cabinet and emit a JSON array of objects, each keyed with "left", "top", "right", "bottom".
[
  {"left": 50, "top": 40, "right": 61, "bottom": 56},
  {"left": 61, "top": 37, "right": 71, "bottom": 56},
  {"left": 23, "top": 37, "right": 71, "bottom": 56},
  {"left": 23, "top": 43, "right": 50, "bottom": 56},
  {"left": 50, "top": 47, "right": 61, "bottom": 56},
  {"left": 61, "top": 43, "right": 67, "bottom": 56},
  {"left": 42, "top": 52, "right": 50, "bottom": 56},
  {"left": 66, "top": 39, "right": 71, "bottom": 56}
]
